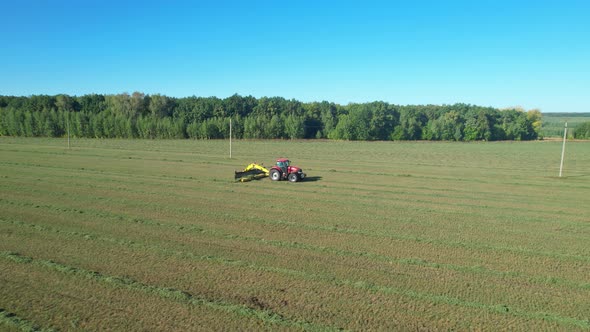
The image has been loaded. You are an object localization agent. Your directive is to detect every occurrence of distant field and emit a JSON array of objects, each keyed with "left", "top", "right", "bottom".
[
  {"left": 1, "top": 138, "right": 589, "bottom": 331},
  {"left": 541, "top": 112, "right": 590, "bottom": 137}
]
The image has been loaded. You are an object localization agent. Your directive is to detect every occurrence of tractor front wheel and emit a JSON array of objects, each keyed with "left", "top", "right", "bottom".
[
  {"left": 270, "top": 169, "right": 281, "bottom": 181},
  {"left": 288, "top": 173, "right": 299, "bottom": 182}
]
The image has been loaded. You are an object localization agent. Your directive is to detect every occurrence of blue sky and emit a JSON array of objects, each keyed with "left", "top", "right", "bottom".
[{"left": 1, "top": 0, "right": 589, "bottom": 112}]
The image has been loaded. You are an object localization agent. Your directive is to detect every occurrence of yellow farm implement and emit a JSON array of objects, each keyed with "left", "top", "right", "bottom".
[{"left": 234, "top": 163, "right": 270, "bottom": 182}]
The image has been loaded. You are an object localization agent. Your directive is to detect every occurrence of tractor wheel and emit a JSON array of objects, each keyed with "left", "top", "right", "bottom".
[
  {"left": 270, "top": 169, "right": 281, "bottom": 181},
  {"left": 288, "top": 173, "right": 299, "bottom": 182}
]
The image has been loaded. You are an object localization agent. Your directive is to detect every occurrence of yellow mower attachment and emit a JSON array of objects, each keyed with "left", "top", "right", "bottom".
[{"left": 234, "top": 163, "right": 270, "bottom": 182}]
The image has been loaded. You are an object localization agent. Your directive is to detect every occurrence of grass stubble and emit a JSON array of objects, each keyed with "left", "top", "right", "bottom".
[{"left": 1, "top": 137, "right": 589, "bottom": 331}]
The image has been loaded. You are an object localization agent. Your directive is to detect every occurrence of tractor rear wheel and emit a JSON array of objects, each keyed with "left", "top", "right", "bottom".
[
  {"left": 270, "top": 169, "right": 281, "bottom": 181},
  {"left": 288, "top": 173, "right": 299, "bottom": 182}
]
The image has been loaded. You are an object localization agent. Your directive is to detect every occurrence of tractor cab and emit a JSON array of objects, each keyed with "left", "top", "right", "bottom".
[
  {"left": 269, "top": 158, "right": 306, "bottom": 182},
  {"left": 276, "top": 158, "right": 290, "bottom": 174}
]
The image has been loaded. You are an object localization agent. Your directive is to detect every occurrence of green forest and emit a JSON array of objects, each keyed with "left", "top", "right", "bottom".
[{"left": 0, "top": 93, "right": 546, "bottom": 141}]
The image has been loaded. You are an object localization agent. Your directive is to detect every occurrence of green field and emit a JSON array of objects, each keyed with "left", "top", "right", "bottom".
[
  {"left": 541, "top": 112, "right": 590, "bottom": 137},
  {"left": 1, "top": 138, "right": 589, "bottom": 331}
]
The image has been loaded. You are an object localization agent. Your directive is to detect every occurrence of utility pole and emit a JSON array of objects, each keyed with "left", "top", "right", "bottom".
[
  {"left": 67, "top": 113, "right": 70, "bottom": 150},
  {"left": 559, "top": 122, "right": 567, "bottom": 177},
  {"left": 229, "top": 118, "right": 232, "bottom": 159}
]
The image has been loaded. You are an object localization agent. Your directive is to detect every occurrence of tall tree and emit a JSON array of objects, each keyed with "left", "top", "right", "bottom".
[
  {"left": 284, "top": 114, "right": 304, "bottom": 139},
  {"left": 527, "top": 109, "right": 542, "bottom": 138},
  {"left": 130, "top": 92, "right": 148, "bottom": 116}
]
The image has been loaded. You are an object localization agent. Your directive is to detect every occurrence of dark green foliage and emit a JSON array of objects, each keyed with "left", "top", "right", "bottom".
[
  {"left": 0, "top": 94, "right": 542, "bottom": 141},
  {"left": 77, "top": 94, "right": 106, "bottom": 114},
  {"left": 573, "top": 121, "right": 590, "bottom": 139},
  {"left": 392, "top": 109, "right": 426, "bottom": 140},
  {"left": 284, "top": 114, "right": 304, "bottom": 139}
]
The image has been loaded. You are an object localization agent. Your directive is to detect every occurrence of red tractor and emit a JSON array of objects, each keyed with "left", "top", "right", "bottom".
[
  {"left": 234, "top": 158, "right": 306, "bottom": 182},
  {"left": 269, "top": 158, "right": 306, "bottom": 182}
]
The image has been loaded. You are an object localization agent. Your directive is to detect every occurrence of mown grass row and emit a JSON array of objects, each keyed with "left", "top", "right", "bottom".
[
  {"left": 1, "top": 199, "right": 588, "bottom": 302},
  {"left": 3, "top": 170, "right": 588, "bottom": 264},
  {"left": 2, "top": 178, "right": 590, "bottom": 286},
  {"left": 5, "top": 178, "right": 587, "bottom": 250},
  {"left": 1, "top": 151, "right": 587, "bottom": 228},
  {"left": 3, "top": 139, "right": 588, "bottom": 206},
  {"left": 2, "top": 156, "right": 585, "bottom": 227},
  {"left": 2, "top": 225, "right": 470, "bottom": 330},
  {"left": 3, "top": 148, "right": 587, "bottom": 193},
  {"left": 3, "top": 137, "right": 588, "bottom": 182},
  {"left": 0, "top": 193, "right": 590, "bottom": 289},
  {"left": 0, "top": 251, "right": 331, "bottom": 331},
  {"left": 3, "top": 188, "right": 590, "bottom": 271},
  {"left": 0, "top": 255, "right": 293, "bottom": 331},
  {"left": 2, "top": 216, "right": 590, "bottom": 330},
  {"left": 4, "top": 162, "right": 586, "bottom": 226},
  {"left": 3, "top": 213, "right": 589, "bottom": 294},
  {"left": 0, "top": 260, "right": 286, "bottom": 331},
  {"left": 0, "top": 308, "right": 56, "bottom": 332}
]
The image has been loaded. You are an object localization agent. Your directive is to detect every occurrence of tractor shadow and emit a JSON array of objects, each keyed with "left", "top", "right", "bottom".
[
  {"left": 303, "top": 176, "right": 322, "bottom": 182},
  {"left": 565, "top": 173, "right": 590, "bottom": 178},
  {"left": 548, "top": 173, "right": 590, "bottom": 179}
]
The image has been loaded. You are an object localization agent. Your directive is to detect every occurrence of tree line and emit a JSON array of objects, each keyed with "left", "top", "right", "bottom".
[{"left": 0, "top": 93, "right": 543, "bottom": 141}]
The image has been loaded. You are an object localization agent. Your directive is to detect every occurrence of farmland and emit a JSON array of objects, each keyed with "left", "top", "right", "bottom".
[
  {"left": 541, "top": 112, "right": 590, "bottom": 137},
  {"left": 1, "top": 137, "right": 589, "bottom": 331}
]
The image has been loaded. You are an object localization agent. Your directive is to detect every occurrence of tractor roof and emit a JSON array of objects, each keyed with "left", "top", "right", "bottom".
[{"left": 276, "top": 158, "right": 290, "bottom": 162}]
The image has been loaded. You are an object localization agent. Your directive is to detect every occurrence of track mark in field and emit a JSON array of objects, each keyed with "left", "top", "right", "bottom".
[
  {"left": 2, "top": 204, "right": 590, "bottom": 294},
  {"left": 0, "top": 158, "right": 580, "bottom": 226},
  {"left": 2, "top": 220, "right": 590, "bottom": 330},
  {"left": 2, "top": 196, "right": 589, "bottom": 264},
  {"left": 4, "top": 215, "right": 590, "bottom": 293},
  {"left": 0, "top": 252, "right": 334, "bottom": 332},
  {"left": 0, "top": 308, "right": 56, "bottom": 332},
  {"left": 4, "top": 167, "right": 586, "bottom": 225}
]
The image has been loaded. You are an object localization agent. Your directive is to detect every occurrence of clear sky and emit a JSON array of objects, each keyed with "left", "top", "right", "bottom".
[{"left": 1, "top": 0, "right": 589, "bottom": 112}]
